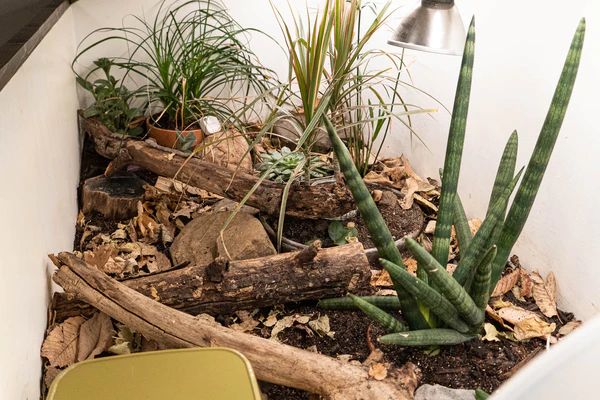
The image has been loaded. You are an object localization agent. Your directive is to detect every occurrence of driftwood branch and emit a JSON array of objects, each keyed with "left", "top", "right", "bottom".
[
  {"left": 52, "top": 252, "right": 418, "bottom": 399},
  {"left": 52, "top": 243, "right": 371, "bottom": 321},
  {"left": 80, "top": 114, "right": 355, "bottom": 219}
]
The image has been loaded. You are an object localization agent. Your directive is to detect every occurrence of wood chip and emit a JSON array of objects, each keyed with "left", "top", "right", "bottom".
[{"left": 368, "top": 363, "right": 388, "bottom": 381}]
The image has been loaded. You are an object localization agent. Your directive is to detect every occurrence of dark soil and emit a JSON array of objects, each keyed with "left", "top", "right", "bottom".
[
  {"left": 274, "top": 191, "right": 425, "bottom": 249},
  {"left": 244, "top": 298, "right": 574, "bottom": 400}
]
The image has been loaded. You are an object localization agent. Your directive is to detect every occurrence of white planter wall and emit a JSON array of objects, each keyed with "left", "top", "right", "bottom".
[
  {"left": 0, "top": 8, "right": 80, "bottom": 400},
  {"left": 1, "top": 0, "right": 598, "bottom": 398}
]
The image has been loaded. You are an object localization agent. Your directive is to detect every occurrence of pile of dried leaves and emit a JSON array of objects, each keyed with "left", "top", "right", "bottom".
[{"left": 43, "top": 177, "right": 222, "bottom": 390}]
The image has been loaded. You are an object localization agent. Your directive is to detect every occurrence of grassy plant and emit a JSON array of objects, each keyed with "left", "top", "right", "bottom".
[
  {"left": 327, "top": 0, "right": 426, "bottom": 176},
  {"left": 271, "top": 0, "right": 432, "bottom": 177},
  {"left": 319, "top": 18, "right": 585, "bottom": 346},
  {"left": 74, "top": 0, "right": 274, "bottom": 131},
  {"left": 77, "top": 58, "right": 145, "bottom": 136}
]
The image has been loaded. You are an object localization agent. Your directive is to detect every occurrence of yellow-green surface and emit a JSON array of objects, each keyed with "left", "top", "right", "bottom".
[{"left": 47, "top": 348, "right": 261, "bottom": 400}]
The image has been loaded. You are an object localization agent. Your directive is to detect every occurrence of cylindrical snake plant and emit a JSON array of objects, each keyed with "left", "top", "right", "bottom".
[{"left": 320, "top": 18, "right": 585, "bottom": 346}]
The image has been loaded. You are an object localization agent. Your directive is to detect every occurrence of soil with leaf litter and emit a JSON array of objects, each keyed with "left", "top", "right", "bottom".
[
  {"left": 231, "top": 289, "right": 575, "bottom": 400},
  {"left": 43, "top": 140, "right": 582, "bottom": 399},
  {"left": 271, "top": 191, "right": 424, "bottom": 249}
]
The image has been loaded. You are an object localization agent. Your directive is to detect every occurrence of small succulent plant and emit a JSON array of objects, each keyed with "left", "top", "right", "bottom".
[
  {"left": 328, "top": 221, "right": 358, "bottom": 245},
  {"left": 319, "top": 18, "right": 585, "bottom": 346},
  {"left": 256, "top": 147, "right": 333, "bottom": 183}
]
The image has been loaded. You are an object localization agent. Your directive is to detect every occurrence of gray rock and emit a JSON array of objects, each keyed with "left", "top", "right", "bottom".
[
  {"left": 415, "top": 384, "right": 475, "bottom": 400},
  {"left": 170, "top": 211, "right": 276, "bottom": 266}
]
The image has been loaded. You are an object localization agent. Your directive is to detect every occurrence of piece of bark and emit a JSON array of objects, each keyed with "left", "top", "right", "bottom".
[
  {"left": 82, "top": 175, "right": 146, "bottom": 220},
  {"left": 79, "top": 112, "right": 129, "bottom": 159},
  {"left": 52, "top": 252, "right": 417, "bottom": 399},
  {"left": 52, "top": 243, "right": 371, "bottom": 322}
]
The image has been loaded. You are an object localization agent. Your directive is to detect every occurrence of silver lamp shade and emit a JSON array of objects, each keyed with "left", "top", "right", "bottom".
[{"left": 388, "top": 0, "right": 466, "bottom": 56}]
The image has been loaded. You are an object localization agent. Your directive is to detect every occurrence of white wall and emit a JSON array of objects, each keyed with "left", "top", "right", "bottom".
[{"left": 0, "top": 8, "right": 80, "bottom": 400}]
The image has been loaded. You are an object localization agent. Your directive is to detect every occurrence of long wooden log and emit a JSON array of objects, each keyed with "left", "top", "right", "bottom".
[
  {"left": 52, "top": 243, "right": 371, "bottom": 321},
  {"left": 121, "top": 140, "right": 354, "bottom": 219},
  {"left": 80, "top": 114, "right": 355, "bottom": 219},
  {"left": 51, "top": 252, "right": 418, "bottom": 399}
]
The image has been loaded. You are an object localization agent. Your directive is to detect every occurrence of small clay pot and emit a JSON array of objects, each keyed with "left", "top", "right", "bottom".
[{"left": 147, "top": 116, "right": 204, "bottom": 149}]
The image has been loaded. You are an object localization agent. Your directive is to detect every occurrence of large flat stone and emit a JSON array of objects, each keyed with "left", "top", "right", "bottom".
[{"left": 170, "top": 211, "right": 276, "bottom": 266}]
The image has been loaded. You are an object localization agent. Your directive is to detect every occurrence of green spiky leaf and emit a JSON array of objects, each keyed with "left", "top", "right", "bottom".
[
  {"left": 491, "top": 19, "right": 585, "bottom": 285},
  {"left": 349, "top": 294, "right": 406, "bottom": 333},
  {"left": 379, "top": 329, "right": 476, "bottom": 347},
  {"left": 405, "top": 237, "right": 484, "bottom": 327}
]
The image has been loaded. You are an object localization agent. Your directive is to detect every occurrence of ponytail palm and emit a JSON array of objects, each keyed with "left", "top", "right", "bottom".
[{"left": 74, "top": 0, "right": 273, "bottom": 131}]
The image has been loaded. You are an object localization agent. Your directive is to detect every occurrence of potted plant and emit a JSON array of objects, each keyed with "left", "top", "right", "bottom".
[{"left": 74, "top": 0, "right": 273, "bottom": 150}]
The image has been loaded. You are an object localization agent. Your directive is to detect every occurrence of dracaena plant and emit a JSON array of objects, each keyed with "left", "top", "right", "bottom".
[
  {"left": 319, "top": 18, "right": 585, "bottom": 346},
  {"left": 74, "top": 0, "right": 273, "bottom": 132},
  {"left": 327, "top": 0, "right": 430, "bottom": 176},
  {"left": 270, "top": 0, "right": 430, "bottom": 178}
]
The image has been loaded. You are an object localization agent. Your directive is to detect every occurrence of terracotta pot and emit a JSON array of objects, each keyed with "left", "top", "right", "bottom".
[{"left": 147, "top": 117, "right": 204, "bottom": 149}]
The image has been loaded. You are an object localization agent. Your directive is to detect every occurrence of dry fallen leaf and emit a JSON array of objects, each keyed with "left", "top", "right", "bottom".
[
  {"left": 41, "top": 316, "right": 85, "bottom": 367},
  {"left": 83, "top": 244, "right": 119, "bottom": 271},
  {"left": 108, "top": 324, "right": 141, "bottom": 355},
  {"left": 558, "top": 320, "right": 582, "bottom": 337},
  {"left": 514, "top": 318, "right": 556, "bottom": 341},
  {"left": 368, "top": 363, "right": 388, "bottom": 381},
  {"left": 468, "top": 219, "right": 482, "bottom": 235},
  {"left": 44, "top": 366, "right": 63, "bottom": 388},
  {"left": 482, "top": 323, "right": 500, "bottom": 342},
  {"left": 401, "top": 177, "right": 435, "bottom": 210},
  {"left": 518, "top": 269, "right": 534, "bottom": 298},
  {"left": 404, "top": 258, "right": 418, "bottom": 276},
  {"left": 486, "top": 305, "right": 512, "bottom": 330},
  {"left": 491, "top": 269, "right": 520, "bottom": 297},
  {"left": 371, "top": 270, "right": 394, "bottom": 287},
  {"left": 308, "top": 315, "right": 334, "bottom": 338},
  {"left": 230, "top": 310, "right": 260, "bottom": 333},
  {"left": 77, "top": 312, "right": 114, "bottom": 362},
  {"left": 270, "top": 314, "right": 312, "bottom": 340},
  {"left": 531, "top": 272, "right": 558, "bottom": 318},
  {"left": 497, "top": 305, "right": 556, "bottom": 341}
]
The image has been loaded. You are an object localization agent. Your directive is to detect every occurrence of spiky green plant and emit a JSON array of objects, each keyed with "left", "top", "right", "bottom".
[
  {"left": 319, "top": 18, "right": 585, "bottom": 346},
  {"left": 256, "top": 147, "right": 333, "bottom": 183}
]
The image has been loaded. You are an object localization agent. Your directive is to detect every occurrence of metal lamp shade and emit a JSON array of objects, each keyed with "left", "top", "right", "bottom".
[{"left": 388, "top": 0, "right": 466, "bottom": 56}]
